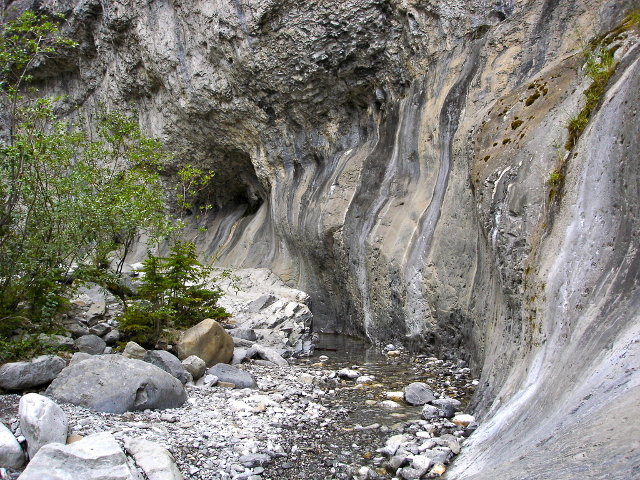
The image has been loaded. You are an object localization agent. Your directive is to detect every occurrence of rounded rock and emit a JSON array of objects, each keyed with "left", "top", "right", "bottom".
[
  {"left": 176, "top": 319, "right": 234, "bottom": 367},
  {"left": 74, "top": 334, "right": 106, "bottom": 355}
]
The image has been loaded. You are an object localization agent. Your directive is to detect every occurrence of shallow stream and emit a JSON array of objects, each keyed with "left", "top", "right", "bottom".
[{"left": 266, "top": 333, "right": 478, "bottom": 479}]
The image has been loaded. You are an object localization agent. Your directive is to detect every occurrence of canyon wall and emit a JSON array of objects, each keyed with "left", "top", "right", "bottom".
[{"left": 25, "top": 0, "right": 640, "bottom": 477}]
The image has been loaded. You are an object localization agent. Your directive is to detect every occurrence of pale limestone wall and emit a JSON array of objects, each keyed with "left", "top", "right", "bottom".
[{"left": 25, "top": 0, "right": 640, "bottom": 477}]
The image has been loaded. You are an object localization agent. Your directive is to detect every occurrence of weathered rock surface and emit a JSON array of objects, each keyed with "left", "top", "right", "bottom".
[
  {"left": 143, "top": 350, "right": 188, "bottom": 384},
  {"left": 216, "top": 269, "right": 314, "bottom": 356},
  {"left": 0, "top": 422, "right": 24, "bottom": 469},
  {"left": 18, "top": 432, "right": 134, "bottom": 480},
  {"left": 45, "top": 355, "right": 187, "bottom": 413},
  {"left": 181, "top": 355, "right": 207, "bottom": 380},
  {"left": 246, "top": 344, "right": 288, "bottom": 367},
  {"left": 19, "top": 393, "right": 68, "bottom": 459},
  {"left": 0, "top": 355, "right": 65, "bottom": 390},
  {"left": 403, "top": 383, "right": 435, "bottom": 406},
  {"left": 125, "top": 437, "right": 184, "bottom": 480},
  {"left": 122, "top": 341, "right": 147, "bottom": 360},
  {"left": 27, "top": 0, "right": 640, "bottom": 477},
  {"left": 74, "top": 334, "right": 106, "bottom": 355},
  {"left": 176, "top": 318, "right": 234, "bottom": 367}
]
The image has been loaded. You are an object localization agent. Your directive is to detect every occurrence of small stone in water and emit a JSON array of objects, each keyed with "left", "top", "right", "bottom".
[
  {"left": 337, "top": 369, "right": 359, "bottom": 380},
  {"left": 385, "top": 392, "right": 404, "bottom": 402},
  {"left": 379, "top": 400, "right": 401, "bottom": 409}
]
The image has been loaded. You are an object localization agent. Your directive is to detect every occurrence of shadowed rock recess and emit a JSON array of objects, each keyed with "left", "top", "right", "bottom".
[{"left": 26, "top": 0, "right": 640, "bottom": 477}]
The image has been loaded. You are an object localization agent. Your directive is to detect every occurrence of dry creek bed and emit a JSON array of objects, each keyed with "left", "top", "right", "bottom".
[{"left": 1, "top": 349, "right": 478, "bottom": 480}]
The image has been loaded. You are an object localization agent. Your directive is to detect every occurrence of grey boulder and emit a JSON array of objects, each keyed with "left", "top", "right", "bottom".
[
  {"left": 0, "top": 355, "right": 66, "bottom": 390},
  {"left": 143, "top": 350, "right": 188, "bottom": 384},
  {"left": 45, "top": 355, "right": 187, "bottom": 413},
  {"left": 19, "top": 393, "right": 68, "bottom": 459},
  {"left": 103, "top": 329, "right": 121, "bottom": 345},
  {"left": 421, "top": 404, "right": 440, "bottom": 420},
  {"left": 207, "top": 363, "right": 257, "bottom": 389},
  {"left": 0, "top": 422, "right": 24, "bottom": 469},
  {"left": 403, "top": 382, "right": 435, "bottom": 406},
  {"left": 74, "top": 334, "right": 106, "bottom": 355},
  {"left": 431, "top": 397, "right": 461, "bottom": 418},
  {"left": 18, "top": 432, "right": 134, "bottom": 480}
]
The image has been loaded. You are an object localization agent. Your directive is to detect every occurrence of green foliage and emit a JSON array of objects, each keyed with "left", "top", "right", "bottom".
[
  {"left": 0, "top": 335, "right": 63, "bottom": 364},
  {"left": 623, "top": 8, "right": 640, "bottom": 31},
  {"left": 565, "top": 43, "right": 618, "bottom": 151},
  {"left": 118, "top": 241, "right": 229, "bottom": 347},
  {"left": 176, "top": 164, "right": 214, "bottom": 218},
  {"left": 0, "top": 12, "right": 171, "bottom": 341}
]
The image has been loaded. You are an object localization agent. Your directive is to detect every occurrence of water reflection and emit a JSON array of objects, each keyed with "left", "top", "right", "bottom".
[{"left": 313, "top": 333, "right": 387, "bottom": 365}]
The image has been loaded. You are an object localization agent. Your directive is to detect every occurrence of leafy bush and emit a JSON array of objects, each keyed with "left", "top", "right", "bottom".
[{"left": 0, "top": 12, "right": 170, "bottom": 340}]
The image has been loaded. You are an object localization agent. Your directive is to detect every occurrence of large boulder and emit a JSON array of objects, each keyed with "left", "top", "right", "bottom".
[
  {"left": 0, "top": 422, "right": 24, "bottom": 469},
  {"left": 207, "top": 363, "right": 257, "bottom": 389},
  {"left": 18, "top": 432, "right": 134, "bottom": 480},
  {"left": 0, "top": 355, "right": 66, "bottom": 390},
  {"left": 176, "top": 319, "right": 234, "bottom": 367},
  {"left": 143, "top": 350, "right": 188, "bottom": 384},
  {"left": 19, "top": 393, "right": 68, "bottom": 459},
  {"left": 74, "top": 334, "right": 106, "bottom": 355},
  {"left": 45, "top": 355, "right": 187, "bottom": 413},
  {"left": 125, "top": 437, "right": 184, "bottom": 480}
]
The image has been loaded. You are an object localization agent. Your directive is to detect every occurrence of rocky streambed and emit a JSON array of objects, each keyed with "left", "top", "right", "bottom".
[{"left": 1, "top": 335, "right": 477, "bottom": 480}]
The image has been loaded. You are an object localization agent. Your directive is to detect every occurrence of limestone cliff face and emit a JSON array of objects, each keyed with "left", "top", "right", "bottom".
[{"left": 26, "top": 0, "right": 640, "bottom": 477}]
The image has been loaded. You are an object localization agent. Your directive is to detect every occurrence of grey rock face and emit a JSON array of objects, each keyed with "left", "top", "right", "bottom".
[
  {"left": 18, "top": 432, "right": 133, "bottom": 480},
  {"left": 403, "top": 383, "right": 435, "bottom": 406},
  {"left": 74, "top": 334, "right": 106, "bottom": 355},
  {"left": 45, "top": 355, "right": 187, "bottom": 413},
  {"left": 143, "top": 350, "right": 188, "bottom": 384},
  {"left": 0, "top": 355, "right": 66, "bottom": 390},
  {"left": 207, "top": 364, "right": 257, "bottom": 389},
  {"left": 33, "top": 0, "right": 640, "bottom": 478},
  {"left": 19, "top": 393, "right": 68, "bottom": 459},
  {"left": 0, "top": 422, "right": 24, "bottom": 469},
  {"left": 231, "top": 328, "right": 258, "bottom": 342}
]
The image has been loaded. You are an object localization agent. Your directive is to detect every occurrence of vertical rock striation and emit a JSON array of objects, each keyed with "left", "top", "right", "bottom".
[{"left": 17, "top": 0, "right": 640, "bottom": 477}]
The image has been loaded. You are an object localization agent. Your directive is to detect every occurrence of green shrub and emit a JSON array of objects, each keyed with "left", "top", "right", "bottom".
[{"left": 118, "top": 241, "right": 230, "bottom": 347}]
